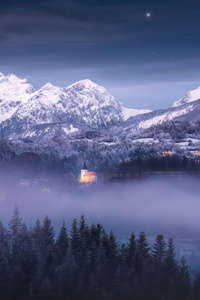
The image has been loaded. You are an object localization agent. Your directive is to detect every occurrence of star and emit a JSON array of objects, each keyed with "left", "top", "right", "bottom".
[{"left": 146, "top": 12, "right": 152, "bottom": 18}]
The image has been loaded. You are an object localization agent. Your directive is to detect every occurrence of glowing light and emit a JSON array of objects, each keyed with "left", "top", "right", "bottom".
[
  {"left": 79, "top": 170, "right": 97, "bottom": 183},
  {"left": 146, "top": 12, "right": 152, "bottom": 18}
]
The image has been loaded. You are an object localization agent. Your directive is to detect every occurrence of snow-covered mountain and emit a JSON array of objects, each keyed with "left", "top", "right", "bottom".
[
  {"left": 1, "top": 75, "right": 200, "bottom": 171},
  {"left": 13, "top": 79, "right": 150, "bottom": 126},
  {"left": 118, "top": 85, "right": 200, "bottom": 132},
  {"left": 119, "top": 99, "right": 200, "bottom": 135},
  {"left": 0, "top": 73, "right": 35, "bottom": 122},
  {"left": 0, "top": 73, "right": 150, "bottom": 139},
  {"left": 1, "top": 71, "right": 200, "bottom": 145},
  {"left": 172, "top": 86, "right": 200, "bottom": 107}
]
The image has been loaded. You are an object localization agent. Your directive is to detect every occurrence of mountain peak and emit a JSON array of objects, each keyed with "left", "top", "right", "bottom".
[
  {"left": 40, "top": 82, "right": 58, "bottom": 91},
  {"left": 78, "top": 79, "right": 97, "bottom": 86},
  {"left": 67, "top": 79, "right": 99, "bottom": 90},
  {"left": 0, "top": 72, "right": 9, "bottom": 83},
  {"left": 0, "top": 73, "right": 152, "bottom": 134},
  {"left": 7, "top": 73, "right": 27, "bottom": 84},
  {"left": 172, "top": 85, "right": 200, "bottom": 107},
  {"left": 0, "top": 72, "right": 32, "bottom": 87}
]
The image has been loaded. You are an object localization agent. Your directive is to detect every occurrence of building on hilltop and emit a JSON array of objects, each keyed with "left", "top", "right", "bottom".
[{"left": 79, "top": 163, "right": 97, "bottom": 183}]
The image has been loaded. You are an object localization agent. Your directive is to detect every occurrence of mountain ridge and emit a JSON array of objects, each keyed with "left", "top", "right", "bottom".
[
  {"left": 172, "top": 85, "right": 200, "bottom": 107},
  {"left": 1, "top": 73, "right": 200, "bottom": 172},
  {"left": 0, "top": 72, "right": 200, "bottom": 145},
  {"left": 0, "top": 72, "right": 151, "bottom": 139}
]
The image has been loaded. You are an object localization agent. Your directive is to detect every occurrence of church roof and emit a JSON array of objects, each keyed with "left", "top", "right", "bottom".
[{"left": 85, "top": 171, "right": 97, "bottom": 176}]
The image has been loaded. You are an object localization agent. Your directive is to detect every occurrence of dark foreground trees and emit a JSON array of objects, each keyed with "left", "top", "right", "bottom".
[{"left": 0, "top": 208, "right": 200, "bottom": 300}]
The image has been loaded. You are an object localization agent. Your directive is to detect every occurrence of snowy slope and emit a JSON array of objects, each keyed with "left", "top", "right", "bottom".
[
  {"left": 0, "top": 72, "right": 35, "bottom": 122},
  {"left": 139, "top": 105, "right": 194, "bottom": 129},
  {"left": 172, "top": 86, "right": 200, "bottom": 107},
  {"left": 117, "top": 100, "right": 200, "bottom": 136},
  {"left": 121, "top": 106, "right": 150, "bottom": 120},
  {"left": 119, "top": 85, "right": 200, "bottom": 131}
]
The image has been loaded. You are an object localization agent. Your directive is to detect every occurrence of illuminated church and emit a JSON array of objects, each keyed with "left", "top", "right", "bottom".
[{"left": 79, "top": 162, "right": 97, "bottom": 183}]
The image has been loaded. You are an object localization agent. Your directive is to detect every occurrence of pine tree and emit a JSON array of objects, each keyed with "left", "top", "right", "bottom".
[
  {"left": 78, "top": 215, "right": 86, "bottom": 239},
  {"left": 164, "top": 237, "right": 177, "bottom": 275},
  {"left": 177, "top": 256, "right": 191, "bottom": 300},
  {"left": 8, "top": 206, "right": 23, "bottom": 238},
  {"left": 77, "top": 215, "right": 91, "bottom": 268},
  {"left": 70, "top": 218, "right": 80, "bottom": 266},
  {"left": 55, "top": 221, "right": 68, "bottom": 265},
  {"left": 135, "top": 231, "right": 150, "bottom": 276},
  {"left": 40, "top": 215, "right": 55, "bottom": 274},
  {"left": 163, "top": 237, "right": 178, "bottom": 299},
  {"left": 32, "top": 219, "right": 42, "bottom": 255},
  {"left": 89, "top": 223, "right": 103, "bottom": 248},
  {"left": 152, "top": 234, "right": 166, "bottom": 264},
  {"left": 151, "top": 235, "right": 167, "bottom": 299},
  {"left": 126, "top": 232, "right": 136, "bottom": 269},
  {"left": 41, "top": 216, "right": 55, "bottom": 250},
  {"left": 0, "top": 220, "right": 8, "bottom": 251}
]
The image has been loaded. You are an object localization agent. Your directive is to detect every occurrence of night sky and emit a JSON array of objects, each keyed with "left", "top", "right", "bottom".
[{"left": 0, "top": 0, "right": 200, "bottom": 109}]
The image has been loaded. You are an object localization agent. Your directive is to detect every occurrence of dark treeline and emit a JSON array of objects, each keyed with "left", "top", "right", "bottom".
[
  {"left": 1, "top": 208, "right": 200, "bottom": 300},
  {"left": 119, "top": 155, "right": 200, "bottom": 174},
  {"left": 144, "top": 121, "right": 200, "bottom": 141}
]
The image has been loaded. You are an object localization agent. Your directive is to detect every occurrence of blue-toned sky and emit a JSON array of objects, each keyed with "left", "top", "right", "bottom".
[{"left": 0, "top": 0, "right": 200, "bottom": 109}]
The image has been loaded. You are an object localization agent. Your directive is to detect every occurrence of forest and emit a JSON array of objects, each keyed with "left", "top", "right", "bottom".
[
  {"left": 1, "top": 120, "right": 200, "bottom": 177},
  {"left": 0, "top": 207, "right": 200, "bottom": 300},
  {"left": 118, "top": 155, "right": 200, "bottom": 174}
]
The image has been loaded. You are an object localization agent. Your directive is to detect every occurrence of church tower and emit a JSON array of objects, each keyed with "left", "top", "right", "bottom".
[{"left": 81, "top": 162, "right": 88, "bottom": 181}]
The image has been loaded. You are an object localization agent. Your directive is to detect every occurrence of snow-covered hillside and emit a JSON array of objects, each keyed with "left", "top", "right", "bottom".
[
  {"left": 0, "top": 73, "right": 35, "bottom": 122},
  {"left": 119, "top": 85, "right": 200, "bottom": 131},
  {"left": 138, "top": 104, "right": 194, "bottom": 129},
  {"left": 172, "top": 86, "right": 200, "bottom": 107}
]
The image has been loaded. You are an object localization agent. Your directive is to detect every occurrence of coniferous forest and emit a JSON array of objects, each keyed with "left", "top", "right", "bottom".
[{"left": 1, "top": 207, "right": 200, "bottom": 300}]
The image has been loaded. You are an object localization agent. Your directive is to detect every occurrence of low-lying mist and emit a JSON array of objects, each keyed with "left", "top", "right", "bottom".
[
  {"left": 3, "top": 171, "right": 200, "bottom": 268},
  {"left": 1, "top": 172, "right": 200, "bottom": 242}
]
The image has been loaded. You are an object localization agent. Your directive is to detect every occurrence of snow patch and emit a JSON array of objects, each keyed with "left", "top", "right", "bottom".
[
  {"left": 63, "top": 125, "right": 79, "bottom": 135},
  {"left": 139, "top": 106, "right": 194, "bottom": 129},
  {"left": 122, "top": 106, "right": 151, "bottom": 121}
]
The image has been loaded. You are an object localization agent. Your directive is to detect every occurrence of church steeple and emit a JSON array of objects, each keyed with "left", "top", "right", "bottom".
[{"left": 83, "top": 162, "right": 87, "bottom": 170}]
